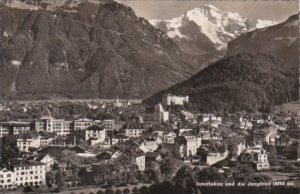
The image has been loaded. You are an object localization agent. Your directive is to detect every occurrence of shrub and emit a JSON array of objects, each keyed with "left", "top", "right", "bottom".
[{"left": 123, "top": 188, "right": 130, "bottom": 194}]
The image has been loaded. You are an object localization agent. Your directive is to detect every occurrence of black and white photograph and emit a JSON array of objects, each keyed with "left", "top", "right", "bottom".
[{"left": 0, "top": 0, "right": 299, "bottom": 193}]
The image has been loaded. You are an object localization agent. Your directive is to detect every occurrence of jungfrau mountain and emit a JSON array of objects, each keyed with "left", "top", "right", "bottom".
[{"left": 150, "top": 5, "right": 276, "bottom": 55}]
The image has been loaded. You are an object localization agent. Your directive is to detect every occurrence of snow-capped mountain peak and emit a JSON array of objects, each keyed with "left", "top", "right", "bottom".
[{"left": 150, "top": 5, "right": 276, "bottom": 51}]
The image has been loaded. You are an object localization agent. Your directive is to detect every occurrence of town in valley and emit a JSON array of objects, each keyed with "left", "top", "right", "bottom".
[{"left": 0, "top": 94, "right": 299, "bottom": 194}]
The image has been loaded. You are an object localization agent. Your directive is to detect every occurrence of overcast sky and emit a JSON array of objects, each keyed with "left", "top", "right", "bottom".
[{"left": 117, "top": 0, "right": 298, "bottom": 22}]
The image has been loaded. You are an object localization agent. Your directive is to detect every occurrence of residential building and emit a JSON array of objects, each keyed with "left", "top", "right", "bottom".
[
  {"left": 73, "top": 119, "right": 94, "bottom": 131},
  {"left": 239, "top": 145, "right": 270, "bottom": 171},
  {"left": 162, "top": 94, "right": 189, "bottom": 106},
  {"left": 174, "top": 134, "right": 201, "bottom": 158},
  {"left": 102, "top": 119, "right": 115, "bottom": 131},
  {"left": 85, "top": 125, "right": 106, "bottom": 144},
  {"left": 16, "top": 131, "right": 40, "bottom": 153},
  {"left": 1, "top": 158, "right": 46, "bottom": 188},
  {"left": 36, "top": 154, "right": 55, "bottom": 172},
  {"left": 0, "top": 121, "right": 32, "bottom": 137},
  {"left": 35, "top": 106, "right": 72, "bottom": 136},
  {"left": 124, "top": 123, "right": 146, "bottom": 138}
]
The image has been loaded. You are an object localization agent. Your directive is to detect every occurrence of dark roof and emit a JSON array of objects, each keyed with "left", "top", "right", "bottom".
[
  {"left": 4, "top": 158, "right": 45, "bottom": 169},
  {"left": 70, "top": 145, "right": 86, "bottom": 153},
  {"left": 125, "top": 123, "right": 145, "bottom": 129},
  {"left": 36, "top": 153, "right": 55, "bottom": 161},
  {"left": 38, "top": 146, "right": 70, "bottom": 160},
  {"left": 39, "top": 131, "right": 56, "bottom": 139},
  {"left": 86, "top": 125, "right": 104, "bottom": 131},
  {"left": 16, "top": 131, "right": 39, "bottom": 140}
]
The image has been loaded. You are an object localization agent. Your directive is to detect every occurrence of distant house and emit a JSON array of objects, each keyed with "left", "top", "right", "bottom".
[
  {"left": 36, "top": 154, "right": 55, "bottom": 172},
  {"left": 124, "top": 123, "right": 146, "bottom": 138},
  {"left": 253, "top": 128, "right": 271, "bottom": 145},
  {"left": 162, "top": 94, "right": 189, "bottom": 106},
  {"left": 16, "top": 131, "right": 40, "bottom": 153},
  {"left": 174, "top": 134, "right": 201, "bottom": 158},
  {"left": 85, "top": 125, "right": 106, "bottom": 145},
  {"left": 275, "top": 133, "right": 292, "bottom": 147},
  {"left": 239, "top": 145, "right": 270, "bottom": 171},
  {"left": 113, "top": 146, "right": 146, "bottom": 171},
  {"left": 163, "top": 131, "right": 177, "bottom": 143}
]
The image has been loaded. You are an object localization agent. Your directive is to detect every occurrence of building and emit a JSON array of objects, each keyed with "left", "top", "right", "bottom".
[
  {"left": 239, "top": 145, "right": 270, "bottom": 171},
  {"left": 35, "top": 107, "right": 72, "bottom": 136},
  {"left": 144, "top": 104, "right": 169, "bottom": 125},
  {"left": 253, "top": 128, "right": 271, "bottom": 145},
  {"left": 0, "top": 121, "right": 32, "bottom": 137},
  {"left": 1, "top": 158, "right": 46, "bottom": 188},
  {"left": 16, "top": 131, "right": 40, "bottom": 153},
  {"left": 162, "top": 94, "right": 189, "bottom": 106},
  {"left": 174, "top": 134, "right": 201, "bottom": 158},
  {"left": 85, "top": 125, "right": 106, "bottom": 143},
  {"left": 36, "top": 154, "right": 55, "bottom": 172},
  {"left": 102, "top": 119, "right": 115, "bottom": 131},
  {"left": 275, "top": 133, "right": 292, "bottom": 147},
  {"left": 73, "top": 119, "right": 95, "bottom": 131},
  {"left": 124, "top": 123, "right": 146, "bottom": 138}
]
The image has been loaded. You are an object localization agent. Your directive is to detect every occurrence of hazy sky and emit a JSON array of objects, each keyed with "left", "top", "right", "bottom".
[{"left": 117, "top": 0, "right": 298, "bottom": 22}]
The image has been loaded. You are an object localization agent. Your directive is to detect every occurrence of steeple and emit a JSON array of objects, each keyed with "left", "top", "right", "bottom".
[{"left": 40, "top": 105, "right": 53, "bottom": 120}]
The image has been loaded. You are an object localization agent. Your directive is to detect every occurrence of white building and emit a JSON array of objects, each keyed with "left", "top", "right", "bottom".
[
  {"left": 124, "top": 123, "right": 146, "bottom": 138},
  {"left": 36, "top": 154, "right": 55, "bottom": 172},
  {"left": 85, "top": 125, "right": 106, "bottom": 143},
  {"left": 0, "top": 158, "right": 46, "bottom": 189},
  {"left": 241, "top": 145, "right": 270, "bottom": 171},
  {"left": 175, "top": 134, "right": 201, "bottom": 158},
  {"left": 73, "top": 119, "right": 95, "bottom": 131},
  {"left": 162, "top": 94, "right": 189, "bottom": 106},
  {"left": 35, "top": 107, "right": 72, "bottom": 136},
  {"left": 16, "top": 131, "right": 41, "bottom": 153},
  {"left": 0, "top": 122, "right": 31, "bottom": 137}
]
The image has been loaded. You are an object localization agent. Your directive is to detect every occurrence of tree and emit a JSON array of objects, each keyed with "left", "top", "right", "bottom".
[
  {"left": 60, "top": 150, "right": 81, "bottom": 166},
  {"left": 23, "top": 186, "right": 34, "bottom": 193},
  {"left": 160, "top": 157, "right": 179, "bottom": 179},
  {"left": 46, "top": 171, "right": 55, "bottom": 188},
  {"left": 173, "top": 165, "right": 197, "bottom": 193},
  {"left": 123, "top": 188, "right": 130, "bottom": 194},
  {"left": 55, "top": 170, "right": 65, "bottom": 192},
  {"left": 115, "top": 189, "right": 122, "bottom": 194},
  {"left": 148, "top": 181, "right": 176, "bottom": 194},
  {"left": 232, "top": 164, "right": 255, "bottom": 182},
  {"left": 197, "top": 167, "right": 225, "bottom": 182},
  {"left": 105, "top": 189, "right": 114, "bottom": 194},
  {"left": 140, "top": 186, "right": 149, "bottom": 194}
]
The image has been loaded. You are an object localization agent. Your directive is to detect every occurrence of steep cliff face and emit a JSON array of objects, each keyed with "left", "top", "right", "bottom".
[{"left": 0, "top": 1, "right": 199, "bottom": 99}]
